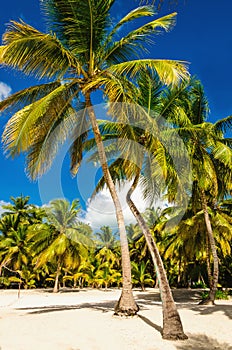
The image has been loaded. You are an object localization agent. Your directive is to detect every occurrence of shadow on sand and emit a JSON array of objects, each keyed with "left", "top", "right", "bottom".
[
  {"left": 138, "top": 314, "right": 163, "bottom": 335},
  {"left": 16, "top": 300, "right": 116, "bottom": 315},
  {"left": 175, "top": 334, "right": 232, "bottom": 350},
  {"left": 136, "top": 289, "right": 232, "bottom": 321},
  {"left": 183, "top": 304, "right": 232, "bottom": 320},
  {"left": 135, "top": 289, "right": 203, "bottom": 306}
]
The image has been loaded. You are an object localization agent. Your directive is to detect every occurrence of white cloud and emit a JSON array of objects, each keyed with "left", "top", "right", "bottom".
[
  {"left": 0, "top": 82, "right": 12, "bottom": 101},
  {"left": 82, "top": 181, "right": 166, "bottom": 231},
  {"left": 0, "top": 201, "right": 10, "bottom": 217}
]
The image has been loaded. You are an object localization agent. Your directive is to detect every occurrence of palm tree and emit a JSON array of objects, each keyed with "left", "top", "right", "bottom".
[
  {"left": 95, "top": 226, "right": 119, "bottom": 250},
  {"left": 164, "top": 79, "right": 232, "bottom": 303},
  {"left": 28, "top": 199, "right": 89, "bottom": 292},
  {"left": 90, "top": 73, "right": 189, "bottom": 339},
  {"left": 1, "top": 195, "right": 45, "bottom": 226},
  {"left": 131, "top": 260, "right": 154, "bottom": 290},
  {"left": 2, "top": 195, "right": 30, "bottom": 225},
  {"left": 0, "top": 223, "right": 31, "bottom": 288},
  {"left": 157, "top": 189, "right": 232, "bottom": 289},
  {"left": 0, "top": 0, "right": 188, "bottom": 314},
  {"left": 0, "top": 214, "right": 19, "bottom": 237}
]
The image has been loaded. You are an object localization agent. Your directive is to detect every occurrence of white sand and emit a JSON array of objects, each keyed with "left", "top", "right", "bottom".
[{"left": 0, "top": 288, "right": 231, "bottom": 350}]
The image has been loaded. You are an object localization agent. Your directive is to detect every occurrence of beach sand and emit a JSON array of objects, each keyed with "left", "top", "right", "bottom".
[{"left": 0, "top": 288, "right": 231, "bottom": 350}]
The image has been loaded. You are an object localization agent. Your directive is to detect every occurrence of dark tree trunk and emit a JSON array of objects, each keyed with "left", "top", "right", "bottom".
[
  {"left": 200, "top": 189, "right": 219, "bottom": 305},
  {"left": 85, "top": 93, "right": 138, "bottom": 316},
  {"left": 127, "top": 173, "right": 187, "bottom": 340}
]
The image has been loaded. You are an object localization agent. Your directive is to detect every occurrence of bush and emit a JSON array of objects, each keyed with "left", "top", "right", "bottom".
[
  {"left": 192, "top": 281, "right": 207, "bottom": 289},
  {"left": 201, "top": 289, "right": 229, "bottom": 301}
]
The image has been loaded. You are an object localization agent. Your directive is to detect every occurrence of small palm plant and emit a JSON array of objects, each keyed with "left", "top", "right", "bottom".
[
  {"left": 131, "top": 261, "right": 154, "bottom": 291},
  {"left": 28, "top": 199, "right": 90, "bottom": 292}
]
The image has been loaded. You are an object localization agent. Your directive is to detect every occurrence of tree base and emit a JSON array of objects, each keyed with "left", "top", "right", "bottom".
[
  {"left": 162, "top": 332, "right": 188, "bottom": 340},
  {"left": 114, "top": 289, "right": 139, "bottom": 316},
  {"left": 162, "top": 311, "right": 188, "bottom": 340}
]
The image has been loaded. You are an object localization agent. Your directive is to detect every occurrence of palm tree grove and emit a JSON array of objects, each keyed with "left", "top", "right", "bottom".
[{"left": 0, "top": 0, "right": 231, "bottom": 348}]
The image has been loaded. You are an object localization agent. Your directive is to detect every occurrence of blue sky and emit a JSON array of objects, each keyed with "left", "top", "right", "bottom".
[{"left": 0, "top": 0, "right": 231, "bottom": 226}]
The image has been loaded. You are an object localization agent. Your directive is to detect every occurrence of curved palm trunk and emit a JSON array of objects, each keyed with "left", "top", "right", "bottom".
[
  {"left": 53, "top": 259, "right": 61, "bottom": 293},
  {"left": 84, "top": 92, "right": 138, "bottom": 315},
  {"left": 200, "top": 189, "right": 219, "bottom": 305},
  {"left": 127, "top": 173, "right": 187, "bottom": 340}
]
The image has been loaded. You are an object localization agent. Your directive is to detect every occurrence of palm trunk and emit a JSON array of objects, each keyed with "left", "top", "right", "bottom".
[
  {"left": 53, "top": 259, "right": 61, "bottom": 293},
  {"left": 200, "top": 189, "right": 219, "bottom": 305},
  {"left": 62, "top": 271, "right": 67, "bottom": 288},
  {"left": 205, "top": 233, "right": 213, "bottom": 289},
  {"left": 85, "top": 92, "right": 138, "bottom": 315},
  {"left": 127, "top": 172, "right": 187, "bottom": 340},
  {"left": 177, "top": 256, "right": 182, "bottom": 286}
]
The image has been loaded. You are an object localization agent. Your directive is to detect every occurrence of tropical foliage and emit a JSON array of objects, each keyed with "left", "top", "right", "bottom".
[{"left": 0, "top": 195, "right": 231, "bottom": 291}]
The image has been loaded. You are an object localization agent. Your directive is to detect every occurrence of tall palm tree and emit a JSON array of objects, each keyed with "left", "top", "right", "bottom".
[
  {"left": 0, "top": 0, "right": 188, "bottom": 314},
  {"left": 28, "top": 199, "right": 89, "bottom": 292},
  {"left": 164, "top": 79, "right": 232, "bottom": 303},
  {"left": 90, "top": 73, "right": 189, "bottom": 339}
]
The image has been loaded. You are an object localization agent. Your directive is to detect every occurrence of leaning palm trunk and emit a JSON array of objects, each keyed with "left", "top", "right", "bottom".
[
  {"left": 127, "top": 173, "right": 187, "bottom": 339},
  {"left": 200, "top": 189, "right": 219, "bottom": 305},
  {"left": 85, "top": 92, "right": 138, "bottom": 315},
  {"left": 53, "top": 259, "right": 61, "bottom": 293}
]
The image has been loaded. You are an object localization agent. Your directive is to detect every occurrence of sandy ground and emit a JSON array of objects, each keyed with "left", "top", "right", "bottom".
[{"left": 0, "top": 288, "right": 231, "bottom": 350}]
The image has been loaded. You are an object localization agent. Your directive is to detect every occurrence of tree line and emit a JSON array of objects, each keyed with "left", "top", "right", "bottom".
[{"left": 0, "top": 195, "right": 231, "bottom": 293}]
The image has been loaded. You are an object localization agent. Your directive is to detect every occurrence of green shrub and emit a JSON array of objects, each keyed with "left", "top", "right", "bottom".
[
  {"left": 201, "top": 289, "right": 229, "bottom": 301},
  {"left": 192, "top": 281, "right": 207, "bottom": 289}
]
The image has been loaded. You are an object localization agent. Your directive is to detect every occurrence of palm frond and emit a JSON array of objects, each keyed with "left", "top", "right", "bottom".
[
  {"left": 26, "top": 104, "right": 78, "bottom": 180},
  {"left": 103, "top": 13, "right": 177, "bottom": 65},
  {"left": 214, "top": 115, "right": 232, "bottom": 133},
  {"left": 2, "top": 20, "right": 81, "bottom": 78},
  {"left": 113, "top": 5, "right": 155, "bottom": 30},
  {"left": 41, "top": 0, "right": 114, "bottom": 59},
  {"left": 0, "top": 82, "right": 61, "bottom": 113},
  {"left": 107, "top": 59, "right": 189, "bottom": 86},
  {"left": 189, "top": 79, "right": 209, "bottom": 123},
  {"left": 2, "top": 83, "right": 74, "bottom": 158},
  {"left": 93, "top": 158, "right": 138, "bottom": 196},
  {"left": 212, "top": 141, "right": 232, "bottom": 168},
  {"left": 69, "top": 104, "right": 90, "bottom": 176},
  {"left": 101, "top": 5, "right": 155, "bottom": 60}
]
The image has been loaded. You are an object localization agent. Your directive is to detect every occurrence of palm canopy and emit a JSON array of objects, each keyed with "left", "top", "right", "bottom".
[
  {"left": 0, "top": 0, "right": 188, "bottom": 180},
  {"left": 88, "top": 73, "right": 192, "bottom": 205},
  {"left": 87, "top": 76, "right": 231, "bottom": 217},
  {"left": 28, "top": 199, "right": 91, "bottom": 269}
]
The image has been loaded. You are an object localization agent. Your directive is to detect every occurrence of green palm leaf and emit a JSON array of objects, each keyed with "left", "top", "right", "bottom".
[
  {"left": 0, "top": 82, "right": 61, "bottom": 113},
  {"left": 214, "top": 115, "right": 232, "bottom": 133},
  {"left": 108, "top": 59, "right": 189, "bottom": 86},
  {"left": 42, "top": 0, "right": 114, "bottom": 59},
  {"left": 103, "top": 12, "right": 177, "bottom": 64},
  {"left": 2, "top": 84, "right": 74, "bottom": 157},
  {"left": 2, "top": 21, "right": 81, "bottom": 78}
]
